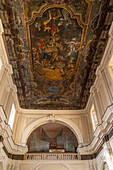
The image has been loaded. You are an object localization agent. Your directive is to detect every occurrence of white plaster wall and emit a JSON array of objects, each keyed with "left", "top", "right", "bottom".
[
  {"left": 18, "top": 113, "right": 90, "bottom": 147},
  {"left": 19, "top": 161, "right": 88, "bottom": 170},
  {"left": 95, "top": 139, "right": 113, "bottom": 170}
]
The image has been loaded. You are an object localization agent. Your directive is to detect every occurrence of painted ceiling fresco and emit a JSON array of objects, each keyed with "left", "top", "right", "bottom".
[
  {"left": 27, "top": 123, "right": 78, "bottom": 153},
  {"left": 0, "top": 0, "right": 113, "bottom": 109}
]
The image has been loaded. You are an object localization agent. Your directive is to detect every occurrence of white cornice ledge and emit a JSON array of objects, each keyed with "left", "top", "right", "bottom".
[
  {"left": 78, "top": 104, "right": 113, "bottom": 155},
  {"left": 102, "top": 105, "right": 113, "bottom": 122},
  {"left": 0, "top": 106, "right": 28, "bottom": 155},
  {"left": 16, "top": 107, "right": 86, "bottom": 115}
]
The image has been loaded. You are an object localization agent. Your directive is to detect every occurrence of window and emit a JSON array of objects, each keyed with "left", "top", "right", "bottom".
[
  {"left": 8, "top": 103, "right": 16, "bottom": 130},
  {"left": 90, "top": 105, "right": 98, "bottom": 131}
]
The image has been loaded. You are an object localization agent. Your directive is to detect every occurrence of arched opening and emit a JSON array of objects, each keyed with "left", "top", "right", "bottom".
[
  {"left": 26, "top": 122, "right": 78, "bottom": 153},
  {"left": 21, "top": 116, "right": 83, "bottom": 145},
  {"left": 101, "top": 162, "right": 110, "bottom": 170},
  {"left": 34, "top": 164, "right": 69, "bottom": 170}
]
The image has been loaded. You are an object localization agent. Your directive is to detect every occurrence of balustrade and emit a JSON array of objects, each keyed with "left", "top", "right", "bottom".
[{"left": 25, "top": 153, "right": 81, "bottom": 160}]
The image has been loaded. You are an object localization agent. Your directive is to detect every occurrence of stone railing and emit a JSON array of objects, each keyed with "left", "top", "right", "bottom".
[{"left": 24, "top": 153, "right": 81, "bottom": 160}]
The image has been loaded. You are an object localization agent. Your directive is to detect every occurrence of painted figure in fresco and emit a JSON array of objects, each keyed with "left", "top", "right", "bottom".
[
  {"left": 30, "top": 8, "right": 82, "bottom": 81},
  {"left": 43, "top": 10, "right": 52, "bottom": 32},
  {"left": 35, "top": 22, "right": 41, "bottom": 31},
  {"left": 50, "top": 17, "right": 59, "bottom": 36},
  {"left": 43, "top": 10, "right": 61, "bottom": 36},
  {"left": 65, "top": 38, "right": 80, "bottom": 57}
]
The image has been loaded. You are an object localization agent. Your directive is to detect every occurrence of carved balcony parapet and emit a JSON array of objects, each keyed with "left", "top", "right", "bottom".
[{"left": 25, "top": 153, "right": 81, "bottom": 160}]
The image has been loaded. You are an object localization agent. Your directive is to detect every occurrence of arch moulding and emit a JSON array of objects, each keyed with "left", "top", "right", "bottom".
[
  {"left": 34, "top": 163, "right": 71, "bottom": 170},
  {"left": 21, "top": 115, "right": 83, "bottom": 145}
]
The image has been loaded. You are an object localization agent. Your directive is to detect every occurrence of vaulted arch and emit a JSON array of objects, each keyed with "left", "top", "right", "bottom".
[{"left": 21, "top": 115, "right": 83, "bottom": 145}]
